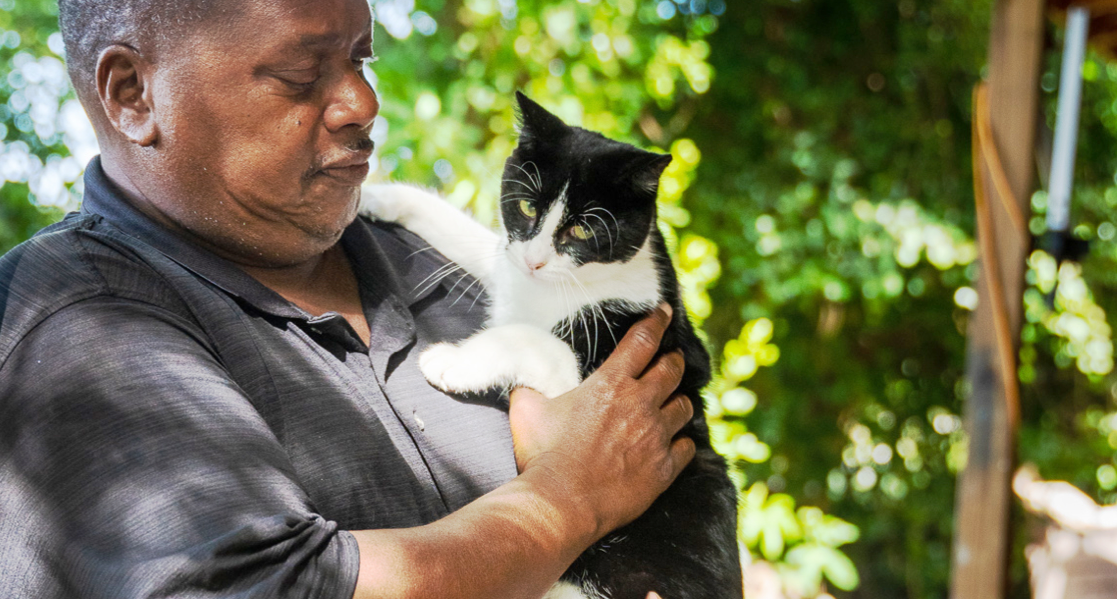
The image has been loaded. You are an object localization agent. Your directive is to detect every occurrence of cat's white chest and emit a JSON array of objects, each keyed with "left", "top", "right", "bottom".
[
  {"left": 485, "top": 244, "right": 661, "bottom": 331},
  {"left": 486, "top": 269, "right": 583, "bottom": 330}
]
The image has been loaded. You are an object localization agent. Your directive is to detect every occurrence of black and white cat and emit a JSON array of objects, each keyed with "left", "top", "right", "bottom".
[{"left": 360, "top": 92, "right": 741, "bottom": 599}]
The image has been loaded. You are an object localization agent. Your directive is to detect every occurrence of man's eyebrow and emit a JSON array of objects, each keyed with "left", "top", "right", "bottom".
[
  {"left": 296, "top": 32, "right": 341, "bottom": 48},
  {"left": 289, "top": 30, "right": 373, "bottom": 56}
]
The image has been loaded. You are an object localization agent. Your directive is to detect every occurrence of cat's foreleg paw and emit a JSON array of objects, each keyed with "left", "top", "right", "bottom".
[
  {"left": 509, "top": 342, "right": 581, "bottom": 399},
  {"left": 418, "top": 342, "right": 501, "bottom": 395},
  {"left": 359, "top": 184, "right": 417, "bottom": 225}
]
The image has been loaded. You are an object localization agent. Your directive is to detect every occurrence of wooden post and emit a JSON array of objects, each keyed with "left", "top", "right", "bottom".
[{"left": 950, "top": 0, "right": 1044, "bottom": 597}]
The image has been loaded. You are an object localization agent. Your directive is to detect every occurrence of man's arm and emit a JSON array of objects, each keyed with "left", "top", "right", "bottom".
[
  {"left": 350, "top": 306, "right": 695, "bottom": 599},
  {"left": 0, "top": 297, "right": 359, "bottom": 599},
  {"left": 0, "top": 297, "right": 688, "bottom": 599}
]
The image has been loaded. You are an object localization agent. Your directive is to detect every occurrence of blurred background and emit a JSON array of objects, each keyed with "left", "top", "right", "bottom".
[{"left": 5, "top": 0, "right": 1117, "bottom": 597}]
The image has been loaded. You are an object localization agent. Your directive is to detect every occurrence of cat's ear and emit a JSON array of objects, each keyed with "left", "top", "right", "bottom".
[
  {"left": 629, "top": 152, "right": 673, "bottom": 197},
  {"left": 515, "top": 91, "right": 568, "bottom": 143}
]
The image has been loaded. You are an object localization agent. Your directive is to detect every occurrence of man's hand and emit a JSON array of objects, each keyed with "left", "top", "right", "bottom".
[
  {"left": 351, "top": 305, "right": 695, "bottom": 599},
  {"left": 509, "top": 304, "right": 697, "bottom": 539}
]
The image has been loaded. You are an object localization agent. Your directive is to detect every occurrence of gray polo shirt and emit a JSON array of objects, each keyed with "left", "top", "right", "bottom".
[{"left": 0, "top": 157, "right": 517, "bottom": 598}]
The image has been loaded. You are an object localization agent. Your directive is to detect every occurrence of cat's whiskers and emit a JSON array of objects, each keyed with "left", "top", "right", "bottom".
[
  {"left": 411, "top": 246, "right": 506, "bottom": 298},
  {"left": 562, "top": 280, "right": 580, "bottom": 345},
  {"left": 576, "top": 295, "right": 592, "bottom": 364},
  {"left": 513, "top": 161, "right": 543, "bottom": 192},
  {"left": 412, "top": 267, "right": 463, "bottom": 298},
  {"left": 501, "top": 178, "right": 537, "bottom": 193},
  {"left": 405, "top": 246, "right": 441, "bottom": 259},
  {"left": 509, "top": 162, "right": 542, "bottom": 193},
  {"left": 562, "top": 281, "right": 578, "bottom": 343},
  {"left": 567, "top": 272, "right": 616, "bottom": 362},
  {"left": 450, "top": 275, "right": 484, "bottom": 307},
  {"left": 555, "top": 278, "right": 573, "bottom": 340},
  {"left": 468, "top": 284, "right": 488, "bottom": 312},
  {"left": 579, "top": 291, "right": 595, "bottom": 364},
  {"left": 582, "top": 212, "right": 614, "bottom": 255},
  {"left": 585, "top": 207, "right": 620, "bottom": 235},
  {"left": 578, "top": 215, "right": 601, "bottom": 253},
  {"left": 524, "top": 161, "right": 543, "bottom": 192},
  {"left": 413, "top": 261, "right": 461, "bottom": 294}
]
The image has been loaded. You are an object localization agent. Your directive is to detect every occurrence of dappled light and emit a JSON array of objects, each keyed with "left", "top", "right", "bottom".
[{"left": 8, "top": 0, "right": 1117, "bottom": 597}]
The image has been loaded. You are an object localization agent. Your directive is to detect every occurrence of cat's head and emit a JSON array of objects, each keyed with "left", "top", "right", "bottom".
[{"left": 499, "top": 92, "right": 671, "bottom": 282}]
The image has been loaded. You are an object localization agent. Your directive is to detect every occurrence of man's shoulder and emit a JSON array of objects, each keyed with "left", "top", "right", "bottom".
[{"left": 0, "top": 213, "right": 195, "bottom": 362}]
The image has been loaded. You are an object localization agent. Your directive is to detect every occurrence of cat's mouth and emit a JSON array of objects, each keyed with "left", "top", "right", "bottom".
[{"left": 508, "top": 255, "right": 577, "bottom": 284}]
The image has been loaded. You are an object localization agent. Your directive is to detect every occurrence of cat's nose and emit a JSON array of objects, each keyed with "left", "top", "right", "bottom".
[{"left": 526, "top": 259, "right": 547, "bottom": 272}]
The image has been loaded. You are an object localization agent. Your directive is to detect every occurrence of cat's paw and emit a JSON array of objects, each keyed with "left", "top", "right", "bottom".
[
  {"left": 517, "top": 364, "right": 580, "bottom": 399},
  {"left": 358, "top": 185, "right": 409, "bottom": 224},
  {"left": 419, "top": 342, "right": 501, "bottom": 394},
  {"left": 542, "top": 581, "right": 594, "bottom": 599}
]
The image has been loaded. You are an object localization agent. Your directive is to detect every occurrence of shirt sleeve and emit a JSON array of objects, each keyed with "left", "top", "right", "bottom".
[{"left": 0, "top": 296, "right": 360, "bottom": 599}]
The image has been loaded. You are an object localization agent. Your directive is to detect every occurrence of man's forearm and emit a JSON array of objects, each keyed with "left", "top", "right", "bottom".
[
  {"left": 349, "top": 468, "right": 599, "bottom": 599},
  {"left": 350, "top": 308, "right": 693, "bottom": 599}
]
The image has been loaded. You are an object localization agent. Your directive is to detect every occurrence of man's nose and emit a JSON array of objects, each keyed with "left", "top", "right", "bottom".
[{"left": 324, "top": 68, "right": 380, "bottom": 133}]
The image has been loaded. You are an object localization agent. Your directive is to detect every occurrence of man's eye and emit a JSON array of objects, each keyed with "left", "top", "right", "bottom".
[
  {"left": 283, "top": 78, "right": 317, "bottom": 89},
  {"left": 519, "top": 200, "right": 537, "bottom": 218},
  {"left": 274, "top": 72, "right": 319, "bottom": 91}
]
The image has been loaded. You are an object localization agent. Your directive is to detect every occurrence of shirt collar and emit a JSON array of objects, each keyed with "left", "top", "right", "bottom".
[{"left": 78, "top": 156, "right": 455, "bottom": 322}]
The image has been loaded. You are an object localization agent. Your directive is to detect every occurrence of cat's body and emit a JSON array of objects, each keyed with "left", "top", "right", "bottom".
[{"left": 360, "top": 93, "right": 741, "bottom": 599}]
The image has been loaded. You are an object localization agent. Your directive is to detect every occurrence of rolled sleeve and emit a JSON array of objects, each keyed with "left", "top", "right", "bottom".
[{"left": 0, "top": 297, "right": 359, "bottom": 599}]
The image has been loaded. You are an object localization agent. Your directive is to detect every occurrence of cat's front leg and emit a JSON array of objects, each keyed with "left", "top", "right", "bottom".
[
  {"left": 419, "top": 324, "right": 581, "bottom": 399},
  {"left": 360, "top": 183, "right": 502, "bottom": 285}
]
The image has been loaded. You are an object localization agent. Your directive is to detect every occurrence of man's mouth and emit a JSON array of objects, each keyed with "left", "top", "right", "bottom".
[
  {"left": 317, "top": 143, "right": 374, "bottom": 185},
  {"left": 319, "top": 161, "right": 371, "bottom": 185}
]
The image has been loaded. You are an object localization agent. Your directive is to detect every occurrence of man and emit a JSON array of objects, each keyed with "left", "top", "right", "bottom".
[{"left": 0, "top": 0, "right": 695, "bottom": 597}]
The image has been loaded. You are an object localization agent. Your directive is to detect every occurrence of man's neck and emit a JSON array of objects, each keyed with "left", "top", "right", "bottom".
[
  {"left": 241, "top": 244, "right": 372, "bottom": 346},
  {"left": 101, "top": 155, "right": 372, "bottom": 345}
]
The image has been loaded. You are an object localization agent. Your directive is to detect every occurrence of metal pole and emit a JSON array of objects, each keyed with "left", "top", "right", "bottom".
[{"left": 1047, "top": 6, "right": 1090, "bottom": 240}]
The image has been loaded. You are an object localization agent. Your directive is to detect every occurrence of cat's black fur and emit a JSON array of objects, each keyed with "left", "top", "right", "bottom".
[{"left": 506, "top": 92, "right": 742, "bottom": 599}]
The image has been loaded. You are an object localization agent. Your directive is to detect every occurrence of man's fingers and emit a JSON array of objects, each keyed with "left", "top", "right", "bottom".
[
  {"left": 661, "top": 393, "right": 694, "bottom": 435},
  {"left": 507, "top": 387, "right": 548, "bottom": 473},
  {"left": 601, "top": 303, "right": 673, "bottom": 378},
  {"left": 668, "top": 436, "right": 696, "bottom": 475},
  {"left": 508, "top": 386, "right": 546, "bottom": 417},
  {"left": 638, "top": 350, "right": 685, "bottom": 401}
]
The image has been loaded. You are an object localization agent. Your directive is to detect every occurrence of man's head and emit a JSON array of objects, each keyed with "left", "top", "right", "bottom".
[
  {"left": 59, "top": 0, "right": 379, "bottom": 267},
  {"left": 58, "top": 0, "right": 241, "bottom": 107}
]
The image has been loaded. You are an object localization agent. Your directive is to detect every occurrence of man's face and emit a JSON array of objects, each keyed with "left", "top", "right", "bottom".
[{"left": 147, "top": 0, "right": 378, "bottom": 267}]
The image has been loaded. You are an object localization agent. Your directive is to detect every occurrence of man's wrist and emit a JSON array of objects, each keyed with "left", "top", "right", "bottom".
[{"left": 515, "top": 460, "right": 607, "bottom": 551}]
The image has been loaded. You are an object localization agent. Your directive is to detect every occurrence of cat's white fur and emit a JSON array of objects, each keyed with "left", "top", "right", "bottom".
[
  {"left": 361, "top": 182, "right": 661, "bottom": 598},
  {"left": 359, "top": 182, "right": 659, "bottom": 399},
  {"left": 542, "top": 581, "right": 603, "bottom": 599}
]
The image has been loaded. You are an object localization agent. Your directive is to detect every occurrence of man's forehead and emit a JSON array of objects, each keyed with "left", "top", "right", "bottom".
[{"left": 223, "top": 0, "right": 373, "bottom": 48}]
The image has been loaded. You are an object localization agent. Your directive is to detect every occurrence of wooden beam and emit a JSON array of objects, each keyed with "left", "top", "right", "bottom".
[{"left": 949, "top": 0, "right": 1044, "bottom": 598}]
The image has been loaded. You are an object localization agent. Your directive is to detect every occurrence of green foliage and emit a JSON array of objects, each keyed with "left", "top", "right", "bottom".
[
  {"left": 11, "top": 0, "right": 1117, "bottom": 598},
  {"left": 0, "top": 0, "right": 72, "bottom": 252}
]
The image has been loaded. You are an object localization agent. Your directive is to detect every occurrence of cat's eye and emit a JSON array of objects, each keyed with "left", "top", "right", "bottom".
[
  {"left": 570, "top": 224, "right": 594, "bottom": 240},
  {"left": 519, "top": 200, "right": 537, "bottom": 218}
]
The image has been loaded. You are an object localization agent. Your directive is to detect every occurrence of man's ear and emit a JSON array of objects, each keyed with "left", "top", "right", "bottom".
[{"left": 96, "top": 44, "right": 159, "bottom": 147}]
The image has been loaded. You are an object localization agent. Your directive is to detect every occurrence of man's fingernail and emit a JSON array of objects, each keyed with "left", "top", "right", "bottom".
[{"left": 659, "top": 303, "right": 673, "bottom": 318}]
